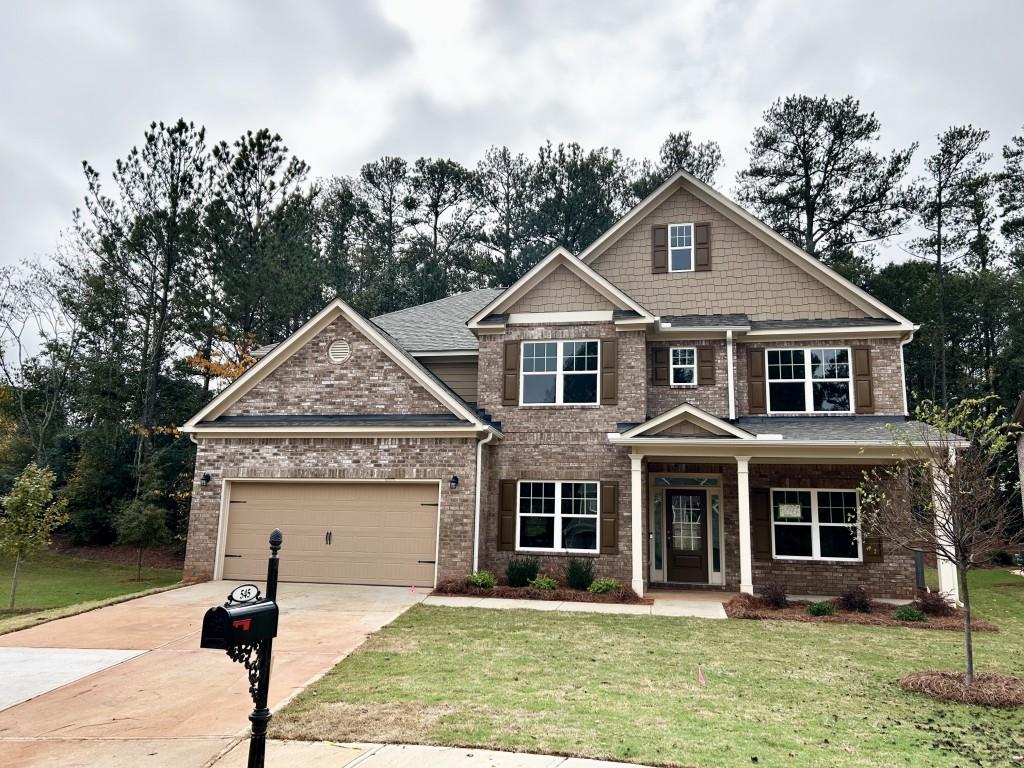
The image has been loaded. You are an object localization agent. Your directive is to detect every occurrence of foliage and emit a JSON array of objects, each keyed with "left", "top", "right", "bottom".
[
  {"left": 505, "top": 556, "right": 539, "bottom": 587},
  {"left": 807, "top": 600, "right": 835, "bottom": 617},
  {"left": 465, "top": 570, "right": 497, "bottom": 589},
  {"left": 759, "top": 582, "right": 789, "bottom": 608},
  {"left": 563, "top": 557, "right": 595, "bottom": 590},
  {"left": 529, "top": 575, "right": 558, "bottom": 591},
  {"left": 895, "top": 604, "right": 929, "bottom": 622},
  {"left": 837, "top": 585, "right": 873, "bottom": 613},
  {"left": 587, "top": 577, "right": 620, "bottom": 594},
  {"left": 114, "top": 499, "right": 171, "bottom": 580},
  {"left": 915, "top": 589, "right": 957, "bottom": 617}
]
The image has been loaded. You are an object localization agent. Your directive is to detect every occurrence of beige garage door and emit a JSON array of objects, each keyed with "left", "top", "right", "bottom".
[{"left": 222, "top": 481, "right": 439, "bottom": 586}]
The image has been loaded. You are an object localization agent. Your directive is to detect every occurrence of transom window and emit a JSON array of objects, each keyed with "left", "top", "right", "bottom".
[
  {"left": 517, "top": 480, "right": 599, "bottom": 552},
  {"left": 668, "top": 223, "right": 694, "bottom": 272},
  {"left": 670, "top": 347, "right": 697, "bottom": 386},
  {"left": 521, "top": 340, "right": 599, "bottom": 405},
  {"left": 766, "top": 348, "right": 852, "bottom": 413},
  {"left": 771, "top": 489, "right": 861, "bottom": 561}
]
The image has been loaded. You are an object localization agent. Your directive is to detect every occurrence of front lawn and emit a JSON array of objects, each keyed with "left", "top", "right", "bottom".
[
  {"left": 0, "top": 550, "right": 181, "bottom": 633},
  {"left": 275, "top": 569, "right": 1024, "bottom": 767}
]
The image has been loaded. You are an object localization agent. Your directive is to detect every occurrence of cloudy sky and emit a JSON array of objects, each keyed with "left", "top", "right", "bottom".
[{"left": 1, "top": 0, "right": 1020, "bottom": 267}]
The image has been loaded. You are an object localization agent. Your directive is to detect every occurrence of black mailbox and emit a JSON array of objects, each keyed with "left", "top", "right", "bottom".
[{"left": 200, "top": 600, "right": 279, "bottom": 650}]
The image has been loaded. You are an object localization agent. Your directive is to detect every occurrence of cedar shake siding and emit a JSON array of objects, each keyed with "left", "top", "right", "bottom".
[
  {"left": 505, "top": 265, "right": 617, "bottom": 314},
  {"left": 589, "top": 187, "right": 867, "bottom": 320}
]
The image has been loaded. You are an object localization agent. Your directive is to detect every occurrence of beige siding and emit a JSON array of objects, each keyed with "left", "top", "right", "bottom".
[
  {"left": 506, "top": 265, "right": 615, "bottom": 314},
  {"left": 590, "top": 187, "right": 866, "bottom": 320},
  {"left": 423, "top": 358, "right": 479, "bottom": 403}
]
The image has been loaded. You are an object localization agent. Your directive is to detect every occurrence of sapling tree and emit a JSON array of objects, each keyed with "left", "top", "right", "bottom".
[
  {"left": 0, "top": 462, "right": 69, "bottom": 609},
  {"left": 859, "top": 397, "right": 1022, "bottom": 682},
  {"left": 114, "top": 499, "right": 171, "bottom": 581}
]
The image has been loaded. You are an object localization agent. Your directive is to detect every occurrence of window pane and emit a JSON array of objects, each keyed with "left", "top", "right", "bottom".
[
  {"left": 562, "top": 517, "right": 596, "bottom": 550},
  {"left": 522, "top": 374, "right": 556, "bottom": 403},
  {"left": 672, "top": 348, "right": 695, "bottom": 366},
  {"left": 672, "top": 366, "right": 695, "bottom": 385},
  {"left": 812, "top": 381, "right": 850, "bottom": 411},
  {"left": 767, "top": 349, "right": 805, "bottom": 380},
  {"left": 519, "top": 482, "right": 555, "bottom": 515},
  {"left": 670, "top": 224, "right": 692, "bottom": 247},
  {"left": 562, "top": 483, "right": 598, "bottom": 515},
  {"left": 773, "top": 490, "right": 812, "bottom": 522},
  {"left": 817, "top": 491, "right": 858, "bottom": 524},
  {"left": 769, "top": 381, "right": 806, "bottom": 411},
  {"left": 563, "top": 373, "right": 597, "bottom": 403},
  {"left": 774, "top": 525, "right": 812, "bottom": 557},
  {"left": 820, "top": 526, "right": 859, "bottom": 558},
  {"left": 563, "top": 341, "right": 598, "bottom": 372},
  {"left": 522, "top": 342, "right": 557, "bottom": 373},
  {"left": 519, "top": 516, "right": 554, "bottom": 548},
  {"left": 670, "top": 248, "right": 692, "bottom": 271},
  {"left": 811, "top": 348, "right": 849, "bottom": 379}
]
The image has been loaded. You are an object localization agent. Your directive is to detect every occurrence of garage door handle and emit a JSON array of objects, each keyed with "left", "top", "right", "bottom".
[
  {"left": 420, "top": 502, "right": 439, "bottom": 507},
  {"left": 417, "top": 560, "right": 436, "bottom": 564},
  {"left": 225, "top": 554, "right": 242, "bottom": 558}
]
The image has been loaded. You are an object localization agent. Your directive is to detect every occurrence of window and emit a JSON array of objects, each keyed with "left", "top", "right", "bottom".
[
  {"left": 668, "top": 223, "right": 694, "bottom": 272},
  {"left": 521, "top": 340, "right": 599, "bottom": 405},
  {"left": 771, "top": 489, "right": 860, "bottom": 561},
  {"left": 766, "top": 348, "right": 852, "bottom": 413},
  {"left": 517, "top": 481, "right": 599, "bottom": 552},
  {"left": 670, "top": 347, "right": 696, "bottom": 386}
]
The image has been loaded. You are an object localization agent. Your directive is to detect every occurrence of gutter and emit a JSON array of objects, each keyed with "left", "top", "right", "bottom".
[{"left": 472, "top": 430, "right": 495, "bottom": 573}]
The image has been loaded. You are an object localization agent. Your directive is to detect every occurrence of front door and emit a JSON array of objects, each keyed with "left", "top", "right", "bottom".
[{"left": 665, "top": 489, "right": 708, "bottom": 583}]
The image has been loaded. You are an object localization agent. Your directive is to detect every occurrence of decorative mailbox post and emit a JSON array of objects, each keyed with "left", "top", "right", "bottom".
[{"left": 201, "top": 528, "right": 283, "bottom": 768}]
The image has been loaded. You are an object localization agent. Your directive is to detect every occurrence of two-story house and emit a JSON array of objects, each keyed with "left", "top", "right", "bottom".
[{"left": 180, "top": 171, "right": 959, "bottom": 601}]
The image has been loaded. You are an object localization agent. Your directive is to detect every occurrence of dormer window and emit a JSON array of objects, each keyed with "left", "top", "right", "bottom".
[{"left": 668, "top": 223, "right": 694, "bottom": 272}]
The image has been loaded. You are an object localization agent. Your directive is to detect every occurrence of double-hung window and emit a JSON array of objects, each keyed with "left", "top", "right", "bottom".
[
  {"left": 517, "top": 480, "right": 599, "bottom": 552},
  {"left": 670, "top": 347, "right": 696, "bottom": 386},
  {"left": 668, "top": 223, "right": 694, "bottom": 272},
  {"left": 521, "top": 340, "right": 599, "bottom": 405},
  {"left": 766, "top": 347, "right": 852, "bottom": 413},
  {"left": 771, "top": 489, "right": 861, "bottom": 561}
]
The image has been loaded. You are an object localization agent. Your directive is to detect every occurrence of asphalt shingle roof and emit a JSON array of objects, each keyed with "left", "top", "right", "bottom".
[
  {"left": 662, "top": 314, "right": 751, "bottom": 329},
  {"left": 735, "top": 416, "right": 945, "bottom": 442},
  {"left": 747, "top": 317, "right": 899, "bottom": 330},
  {"left": 371, "top": 288, "right": 504, "bottom": 352}
]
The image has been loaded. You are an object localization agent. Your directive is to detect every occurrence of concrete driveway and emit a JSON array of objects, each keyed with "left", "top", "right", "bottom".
[{"left": 0, "top": 581, "right": 425, "bottom": 767}]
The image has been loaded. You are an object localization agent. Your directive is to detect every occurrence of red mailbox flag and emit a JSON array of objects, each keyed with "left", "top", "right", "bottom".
[{"left": 232, "top": 618, "right": 252, "bottom": 631}]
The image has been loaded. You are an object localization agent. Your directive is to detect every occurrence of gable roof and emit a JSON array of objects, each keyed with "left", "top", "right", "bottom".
[
  {"left": 467, "top": 247, "right": 656, "bottom": 329},
  {"left": 181, "top": 298, "right": 499, "bottom": 436},
  {"left": 618, "top": 403, "right": 755, "bottom": 440},
  {"left": 373, "top": 288, "right": 504, "bottom": 353},
  {"left": 578, "top": 171, "right": 915, "bottom": 330}
]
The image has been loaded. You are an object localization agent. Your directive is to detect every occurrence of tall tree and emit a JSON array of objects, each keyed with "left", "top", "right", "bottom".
[
  {"left": 997, "top": 125, "right": 1024, "bottom": 261},
  {"left": 473, "top": 146, "right": 538, "bottom": 286},
  {"left": 318, "top": 176, "right": 363, "bottom": 304},
  {"left": 631, "top": 130, "right": 723, "bottom": 199}
]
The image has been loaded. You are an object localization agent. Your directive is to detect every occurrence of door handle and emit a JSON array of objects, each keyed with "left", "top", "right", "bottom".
[{"left": 325, "top": 531, "right": 330, "bottom": 545}]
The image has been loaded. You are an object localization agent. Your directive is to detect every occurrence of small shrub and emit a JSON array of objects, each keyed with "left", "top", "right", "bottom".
[
  {"left": 588, "top": 577, "right": 620, "bottom": 594},
  {"left": 895, "top": 605, "right": 928, "bottom": 622},
  {"left": 838, "top": 585, "right": 873, "bottom": 613},
  {"left": 564, "top": 557, "right": 595, "bottom": 590},
  {"left": 466, "top": 570, "right": 497, "bottom": 589},
  {"left": 914, "top": 589, "right": 956, "bottom": 617},
  {"left": 506, "top": 556, "right": 540, "bottom": 587},
  {"left": 529, "top": 575, "right": 558, "bottom": 591},
  {"left": 990, "top": 550, "right": 1014, "bottom": 566},
  {"left": 807, "top": 600, "right": 835, "bottom": 617},
  {"left": 759, "top": 582, "right": 789, "bottom": 608}
]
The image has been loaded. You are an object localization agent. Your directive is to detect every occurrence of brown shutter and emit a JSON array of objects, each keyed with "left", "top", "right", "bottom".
[
  {"left": 600, "top": 339, "right": 618, "bottom": 405},
  {"left": 502, "top": 341, "right": 519, "bottom": 406},
  {"left": 651, "top": 225, "right": 668, "bottom": 273},
  {"left": 751, "top": 488, "right": 772, "bottom": 561},
  {"left": 498, "top": 479, "right": 517, "bottom": 551},
  {"left": 652, "top": 348, "right": 669, "bottom": 386},
  {"left": 863, "top": 535, "right": 884, "bottom": 563},
  {"left": 694, "top": 222, "right": 711, "bottom": 271},
  {"left": 697, "top": 347, "right": 715, "bottom": 385},
  {"left": 600, "top": 481, "right": 619, "bottom": 554},
  {"left": 747, "top": 348, "right": 766, "bottom": 414},
  {"left": 853, "top": 346, "right": 874, "bottom": 414}
]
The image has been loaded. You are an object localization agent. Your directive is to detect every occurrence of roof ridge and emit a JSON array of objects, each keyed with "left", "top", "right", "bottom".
[{"left": 371, "top": 286, "right": 504, "bottom": 320}]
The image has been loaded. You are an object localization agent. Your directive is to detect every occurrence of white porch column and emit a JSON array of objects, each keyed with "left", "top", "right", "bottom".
[
  {"left": 630, "top": 454, "right": 644, "bottom": 597},
  {"left": 736, "top": 455, "right": 754, "bottom": 595},
  {"left": 932, "top": 454, "right": 961, "bottom": 604}
]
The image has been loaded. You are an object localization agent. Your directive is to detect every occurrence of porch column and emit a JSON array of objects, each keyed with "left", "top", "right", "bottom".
[
  {"left": 736, "top": 455, "right": 754, "bottom": 595},
  {"left": 630, "top": 454, "right": 644, "bottom": 597},
  {"left": 932, "top": 453, "right": 961, "bottom": 604}
]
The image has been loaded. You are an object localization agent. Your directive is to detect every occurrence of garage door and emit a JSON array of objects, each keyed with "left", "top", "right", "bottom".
[{"left": 222, "top": 481, "right": 439, "bottom": 586}]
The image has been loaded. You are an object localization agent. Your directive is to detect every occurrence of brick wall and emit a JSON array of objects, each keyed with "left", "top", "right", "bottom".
[
  {"left": 646, "top": 339, "right": 729, "bottom": 419},
  {"left": 506, "top": 265, "right": 615, "bottom": 314}
]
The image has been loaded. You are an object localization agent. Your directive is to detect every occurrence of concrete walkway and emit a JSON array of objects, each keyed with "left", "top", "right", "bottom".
[
  {"left": 423, "top": 590, "right": 731, "bottom": 619},
  {"left": 213, "top": 740, "right": 654, "bottom": 767}
]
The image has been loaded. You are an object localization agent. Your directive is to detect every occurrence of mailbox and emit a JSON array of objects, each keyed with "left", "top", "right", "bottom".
[{"left": 200, "top": 600, "right": 279, "bottom": 650}]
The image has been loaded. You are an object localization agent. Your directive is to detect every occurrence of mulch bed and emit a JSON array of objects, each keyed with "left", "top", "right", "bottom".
[
  {"left": 900, "top": 670, "right": 1024, "bottom": 707},
  {"left": 724, "top": 593, "right": 997, "bottom": 632},
  {"left": 433, "top": 579, "right": 651, "bottom": 605}
]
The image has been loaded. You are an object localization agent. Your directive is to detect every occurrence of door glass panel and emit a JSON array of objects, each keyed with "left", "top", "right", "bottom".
[
  {"left": 671, "top": 494, "right": 703, "bottom": 551},
  {"left": 711, "top": 494, "right": 721, "bottom": 572},
  {"left": 653, "top": 492, "right": 663, "bottom": 571}
]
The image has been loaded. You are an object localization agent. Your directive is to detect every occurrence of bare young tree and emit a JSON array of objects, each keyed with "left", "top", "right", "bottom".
[{"left": 859, "top": 397, "right": 1022, "bottom": 682}]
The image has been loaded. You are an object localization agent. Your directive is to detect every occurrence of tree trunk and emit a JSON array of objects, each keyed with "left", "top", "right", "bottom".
[
  {"left": 137, "top": 547, "right": 144, "bottom": 582},
  {"left": 8, "top": 549, "right": 22, "bottom": 610},
  {"left": 959, "top": 565, "right": 974, "bottom": 684}
]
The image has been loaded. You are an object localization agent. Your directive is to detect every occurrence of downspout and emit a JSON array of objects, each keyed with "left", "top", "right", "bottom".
[
  {"left": 472, "top": 430, "right": 495, "bottom": 573},
  {"left": 899, "top": 330, "right": 915, "bottom": 417},
  {"left": 726, "top": 330, "right": 736, "bottom": 421}
]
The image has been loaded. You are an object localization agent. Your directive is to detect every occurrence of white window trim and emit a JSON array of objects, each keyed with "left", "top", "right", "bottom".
[
  {"left": 515, "top": 480, "right": 600, "bottom": 554},
  {"left": 765, "top": 347, "right": 854, "bottom": 414},
  {"left": 770, "top": 487, "right": 862, "bottom": 562},
  {"left": 669, "top": 346, "right": 698, "bottom": 388},
  {"left": 519, "top": 339, "right": 601, "bottom": 406},
  {"left": 668, "top": 222, "right": 695, "bottom": 273}
]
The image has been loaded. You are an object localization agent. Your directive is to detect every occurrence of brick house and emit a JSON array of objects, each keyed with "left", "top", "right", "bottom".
[{"left": 181, "top": 171, "right": 960, "bottom": 600}]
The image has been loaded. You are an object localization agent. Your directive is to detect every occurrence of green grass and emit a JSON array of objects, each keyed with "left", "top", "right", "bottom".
[
  {"left": 0, "top": 550, "right": 181, "bottom": 633},
  {"left": 277, "top": 569, "right": 1024, "bottom": 767}
]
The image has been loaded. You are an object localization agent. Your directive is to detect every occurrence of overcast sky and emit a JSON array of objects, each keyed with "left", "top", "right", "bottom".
[{"left": 1, "top": 0, "right": 1020, "bottom": 268}]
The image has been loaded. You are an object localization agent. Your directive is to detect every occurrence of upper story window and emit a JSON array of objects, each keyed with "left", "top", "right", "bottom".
[
  {"left": 766, "top": 348, "right": 851, "bottom": 413},
  {"left": 668, "top": 223, "right": 694, "bottom": 272},
  {"left": 521, "top": 340, "right": 599, "bottom": 405},
  {"left": 670, "top": 347, "right": 696, "bottom": 386},
  {"left": 772, "top": 489, "right": 860, "bottom": 561}
]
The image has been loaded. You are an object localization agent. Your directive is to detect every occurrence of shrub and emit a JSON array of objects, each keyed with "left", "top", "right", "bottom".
[
  {"left": 895, "top": 605, "right": 928, "bottom": 622},
  {"left": 466, "top": 570, "right": 497, "bottom": 589},
  {"left": 506, "top": 556, "right": 540, "bottom": 587},
  {"left": 807, "top": 600, "right": 835, "bottom": 617},
  {"left": 838, "top": 585, "right": 873, "bottom": 613},
  {"left": 564, "top": 557, "right": 595, "bottom": 590},
  {"left": 990, "top": 550, "right": 1014, "bottom": 566},
  {"left": 529, "top": 575, "right": 558, "bottom": 591},
  {"left": 759, "top": 582, "right": 789, "bottom": 608},
  {"left": 588, "top": 578, "right": 620, "bottom": 594},
  {"left": 913, "top": 589, "right": 956, "bottom": 617}
]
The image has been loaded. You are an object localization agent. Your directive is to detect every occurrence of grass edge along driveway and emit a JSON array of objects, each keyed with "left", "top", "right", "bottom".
[{"left": 275, "top": 569, "right": 1024, "bottom": 768}]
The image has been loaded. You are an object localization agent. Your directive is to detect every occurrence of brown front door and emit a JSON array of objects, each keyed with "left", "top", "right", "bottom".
[{"left": 665, "top": 489, "right": 708, "bottom": 583}]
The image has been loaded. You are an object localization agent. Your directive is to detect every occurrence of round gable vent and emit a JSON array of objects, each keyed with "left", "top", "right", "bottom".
[{"left": 328, "top": 339, "right": 351, "bottom": 364}]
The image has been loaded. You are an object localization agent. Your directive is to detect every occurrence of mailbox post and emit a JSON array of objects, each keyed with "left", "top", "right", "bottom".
[{"left": 200, "top": 528, "right": 283, "bottom": 768}]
